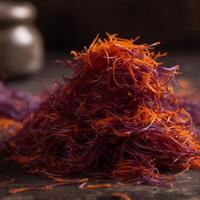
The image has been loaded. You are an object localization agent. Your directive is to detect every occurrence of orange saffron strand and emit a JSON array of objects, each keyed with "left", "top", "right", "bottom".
[
  {"left": 80, "top": 183, "right": 112, "bottom": 190},
  {"left": 112, "top": 192, "right": 132, "bottom": 200}
]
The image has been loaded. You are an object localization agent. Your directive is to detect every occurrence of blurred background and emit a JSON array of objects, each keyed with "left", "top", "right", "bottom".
[
  {"left": 0, "top": 0, "right": 200, "bottom": 92},
  {"left": 23, "top": 0, "right": 200, "bottom": 50}
]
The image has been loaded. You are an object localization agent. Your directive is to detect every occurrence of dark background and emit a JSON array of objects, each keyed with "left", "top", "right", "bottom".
[{"left": 15, "top": 0, "right": 200, "bottom": 51}]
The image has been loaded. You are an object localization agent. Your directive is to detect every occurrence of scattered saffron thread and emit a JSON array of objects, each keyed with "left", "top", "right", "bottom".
[
  {"left": 9, "top": 178, "right": 88, "bottom": 194},
  {"left": 80, "top": 183, "right": 112, "bottom": 190}
]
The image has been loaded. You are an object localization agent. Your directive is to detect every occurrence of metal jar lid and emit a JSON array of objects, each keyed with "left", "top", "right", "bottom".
[{"left": 0, "top": 1, "right": 37, "bottom": 22}]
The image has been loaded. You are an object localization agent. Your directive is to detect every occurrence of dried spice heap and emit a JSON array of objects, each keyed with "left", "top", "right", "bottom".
[
  {"left": 176, "top": 79, "right": 200, "bottom": 126},
  {"left": 0, "top": 82, "right": 39, "bottom": 141},
  {"left": 0, "top": 81, "right": 38, "bottom": 121},
  {"left": 180, "top": 96, "right": 200, "bottom": 127},
  {"left": 4, "top": 35, "right": 200, "bottom": 186}
]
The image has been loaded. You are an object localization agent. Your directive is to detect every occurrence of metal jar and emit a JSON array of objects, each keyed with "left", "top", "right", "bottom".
[{"left": 0, "top": 1, "right": 44, "bottom": 78}]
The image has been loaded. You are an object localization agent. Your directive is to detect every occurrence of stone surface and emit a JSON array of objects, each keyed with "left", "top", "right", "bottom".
[{"left": 0, "top": 163, "right": 199, "bottom": 200}]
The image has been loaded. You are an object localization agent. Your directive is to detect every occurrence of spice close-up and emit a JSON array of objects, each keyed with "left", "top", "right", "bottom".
[
  {"left": 1, "top": 34, "right": 200, "bottom": 188},
  {"left": 1, "top": 1, "right": 200, "bottom": 199}
]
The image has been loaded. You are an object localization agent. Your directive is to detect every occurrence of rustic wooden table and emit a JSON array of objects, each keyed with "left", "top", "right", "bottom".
[{"left": 1, "top": 51, "right": 200, "bottom": 200}]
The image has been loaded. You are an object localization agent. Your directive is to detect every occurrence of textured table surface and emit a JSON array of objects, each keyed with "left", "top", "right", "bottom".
[
  {"left": 2, "top": 51, "right": 200, "bottom": 200},
  {"left": 0, "top": 162, "right": 199, "bottom": 200}
]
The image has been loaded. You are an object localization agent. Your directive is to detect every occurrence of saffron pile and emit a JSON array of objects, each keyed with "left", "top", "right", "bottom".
[
  {"left": 176, "top": 79, "right": 200, "bottom": 126},
  {"left": 0, "top": 81, "right": 39, "bottom": 141},
  {"left": 0, "top": 118, "right": 22, "bottom": 141},
  {"left": 0, "top": 81, "right": 39, "bottom": 121},
  {"left": 3, "top": 34, "right": 200, "bottom": 186},
  {"left": 180, "top": 97, "right": 200, "bottom": 126}
]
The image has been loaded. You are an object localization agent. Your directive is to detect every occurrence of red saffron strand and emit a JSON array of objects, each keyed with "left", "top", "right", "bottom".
[{"left": 3, "top": 34, "right": 200, "bottom": 186}]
